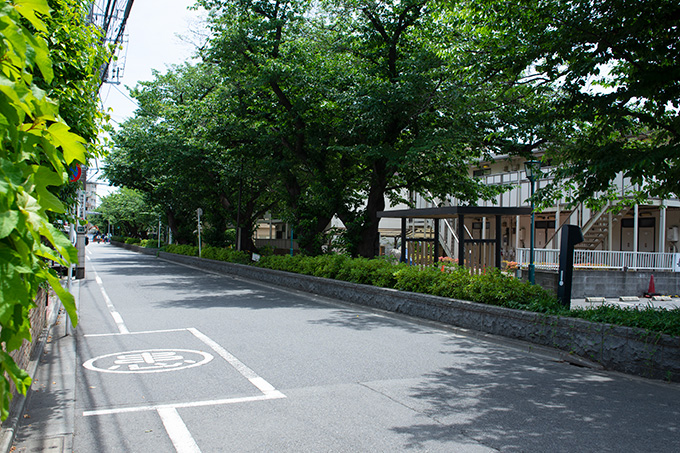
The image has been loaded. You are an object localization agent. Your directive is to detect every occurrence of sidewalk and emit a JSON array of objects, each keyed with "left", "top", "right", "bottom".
[{"left": 0, "top": 282, "right": 79, "bottom": 453}]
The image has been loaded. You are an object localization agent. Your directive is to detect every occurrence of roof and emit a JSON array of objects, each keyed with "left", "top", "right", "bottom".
[{"left": 377, "top": 206, "right": 533, "bottom": 219}]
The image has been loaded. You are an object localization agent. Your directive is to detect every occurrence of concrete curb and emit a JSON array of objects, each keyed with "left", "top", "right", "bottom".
[{"left": 0, "top": 280, "right": 77, "bottom": 453}]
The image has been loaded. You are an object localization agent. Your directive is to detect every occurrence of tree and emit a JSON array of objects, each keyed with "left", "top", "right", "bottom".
[
  {"left": 451, "top": 0, "right": 680, "bottom": 207},
  {"left": 198, "top": 0, "right": 505, "bottom": 257},
  {"left": 322, "top": 0, "right": 506, "bottom": 256},
  {"left": 197, "top": 0, "right": 362, "bottom": 254},
  {"left": 95, "top": 188, "right": 159, "bottom": 238},
  {"left": 106, "top": 63, "right": 283, "bottom": 249},
  {"left": 0, "top": 0, "right": 104, "bottom": 420}
]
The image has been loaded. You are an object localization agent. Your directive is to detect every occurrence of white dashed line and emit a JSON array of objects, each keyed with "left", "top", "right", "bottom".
[
  {"left": 92, "top": 266, "right": 130, "bottom": 334},
  {"left": 157, "top": 407, "right": 202, "bottom": 453}
]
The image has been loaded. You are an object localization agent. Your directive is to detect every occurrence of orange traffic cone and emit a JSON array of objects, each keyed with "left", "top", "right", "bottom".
[{"left": 645, "top": 275, "right": 658, "bottom": 297}]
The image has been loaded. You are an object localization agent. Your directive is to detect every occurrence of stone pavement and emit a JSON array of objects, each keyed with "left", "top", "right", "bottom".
[
  {"left": 570, "top": 296, "right": 680, "bottom": 310},
  {"left": 0, "top": 282, "right": 79, "bottom": 453}
]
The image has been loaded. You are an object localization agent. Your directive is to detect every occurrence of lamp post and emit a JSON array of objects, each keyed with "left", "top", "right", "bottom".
[{"left": 524, "top": 160, "right": 541, "bottom": 284}]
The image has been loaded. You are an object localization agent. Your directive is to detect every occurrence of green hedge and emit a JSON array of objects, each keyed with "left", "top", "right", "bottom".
[{"left": 158, "top": 246, "right": 680, "bottom": 336}]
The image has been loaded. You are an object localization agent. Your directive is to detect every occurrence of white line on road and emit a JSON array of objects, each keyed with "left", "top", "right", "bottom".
[
  {"left": 84, "top": 328, "right": 188, "bottom": 338},
  {"left": 157, "top": 407, "right": 202, "bottom": 453},
  {"left": 187, "top": 328, "right": 284, "bottom": 397},
  {"left": 92, "top": 267, "right": 130, "bottom": 334},
  {"left": 83, "top": 393, "right": 285, "bottom": 416}
]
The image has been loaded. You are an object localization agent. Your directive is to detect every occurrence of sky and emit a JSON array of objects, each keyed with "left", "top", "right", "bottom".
[
  {"left": 92, "top": 0, "right": 206, "bottom": 196},
  {"left": 99, "top": 0, "right": 205, "bottom": 125}
]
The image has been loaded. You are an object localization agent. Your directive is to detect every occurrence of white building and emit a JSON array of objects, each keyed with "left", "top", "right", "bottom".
[{"left": 378, "top": 155, "right": 680, "bottom": 271}]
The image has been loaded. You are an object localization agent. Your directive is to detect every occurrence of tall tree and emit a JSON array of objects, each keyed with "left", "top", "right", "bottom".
[
  {"left": 197, "top": 0, "right": 362, "bottom": 254},
  {"left": 451, "top": 0, "right": 680, "bottom": 207},
  {"left": 320, "top": 0, "right": 504, "bottom": 256},
  {"left": 106, "top": 63, "right": 283, "bottom": 249},
  {"left": 198, "top": 0, "right": 505, "bottom": 257},
  {"left": 95, "top": 188, "right": 158, "bottom": 238}
]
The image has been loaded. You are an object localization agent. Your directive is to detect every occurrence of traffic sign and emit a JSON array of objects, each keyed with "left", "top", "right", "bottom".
[{"left": 69, "top": 163, "right": 82, "bottom": 182}]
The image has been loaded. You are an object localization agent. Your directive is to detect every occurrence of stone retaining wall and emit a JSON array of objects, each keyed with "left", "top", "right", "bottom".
[{"left": 150, "top": 251, "right": 680, "bottom": 382}]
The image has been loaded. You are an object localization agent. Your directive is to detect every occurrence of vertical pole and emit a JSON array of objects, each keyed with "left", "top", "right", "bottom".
[
  {"left": 434, "top": 218, "right": 440, "bottom": 264},
  {"left": 400, "top": 217, "right": 407, "bottom": 263},
  {"left": 236, "top": 158, "right": 243, "bottom": 251},
  {"left": 529, "top": 179, "right": 536, "bottom": 284},
  {"left": 608, "top": 209, "right": 613, "bottom": 251},
  {"left": 158, "top": 215, "right": 161, "bottom": 248},
  {"left": 197, "top": 209, "right": 202, "bottom": 258},
  {"left": 554, "top": 204, "right": 560, "bottom": 248},
  {"left": 458, "top": 214, "right": 465, "bottom": 267},
  {"left": 290, "top": 227, "right": 294, "bottom": 256},
  {"left": 634, "top": 203, "right": 639, "bottom": 269},
  {"left": 495, "top": 215, "right": 502, "bottom": 269},
  {"left": 659, "top": 200, "right": 666, "bottom": 253}
]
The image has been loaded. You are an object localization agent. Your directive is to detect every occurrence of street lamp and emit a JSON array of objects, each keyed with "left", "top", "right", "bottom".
[{"left": 524, "top": 160, "right": 541, "bottom": 284}]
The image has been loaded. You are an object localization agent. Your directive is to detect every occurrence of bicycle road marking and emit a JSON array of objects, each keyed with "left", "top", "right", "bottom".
[
  {"left": 83, "top": 255, "right": 286, "bottom": 452},
  {"left": 83, "top": 348, "right": 214, "bottom": 374},
  {"left": 81, "top": 329, "right": 286, "bottom": 415}
]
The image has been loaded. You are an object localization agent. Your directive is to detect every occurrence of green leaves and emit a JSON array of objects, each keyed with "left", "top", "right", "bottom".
[
  {"left": 46, "top": 122, "right": 86, "bottom": 164},
  {"left": 14, "top": 0, "right": 50, "bottom": 33},
  {"left": 454, "top": 0, "right": 680, "bottom": 204},
  {"left": 0, "top": 0, "right": 101, "bottom": 421}
]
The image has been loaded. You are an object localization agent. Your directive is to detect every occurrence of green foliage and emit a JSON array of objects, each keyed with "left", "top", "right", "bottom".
[
  {"left": 164, "top": 244, "right": 200, "bottom": 257},
  {"left": 453, "top": 0, "right": 680, "bottom": 205},
  {"left": 95, "top": 188, "right": 159, "bottom": 238},
  {"left": 0, "top": 0, "right": 103, "bottom": 420},
  {"left": 201, "top": 246, "right": 250, "bottom": 265},
  {"left": 571, "top": 305, "right": 680, "bottom": 338},
  {"left": 140, "top": 239, "right": 158, "bottom": 248}
]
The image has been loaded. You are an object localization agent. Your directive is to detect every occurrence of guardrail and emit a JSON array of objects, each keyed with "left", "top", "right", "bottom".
[{"left": 517, "top": 248, "right": 678, "bottom": 271}]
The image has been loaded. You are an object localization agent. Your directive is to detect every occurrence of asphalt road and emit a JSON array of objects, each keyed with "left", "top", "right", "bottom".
[{"left": 54, "top": 244, "right": 680, "bottom": 451}]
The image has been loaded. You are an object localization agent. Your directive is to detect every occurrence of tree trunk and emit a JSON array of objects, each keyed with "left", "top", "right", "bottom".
[{"left": 356, "top": 160, "right": 388, "bottom": 258}]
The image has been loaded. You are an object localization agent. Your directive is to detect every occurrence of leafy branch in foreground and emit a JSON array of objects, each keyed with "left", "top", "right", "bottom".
[{"left": 0, "top": 0, "right": 99, "bottom": 420}]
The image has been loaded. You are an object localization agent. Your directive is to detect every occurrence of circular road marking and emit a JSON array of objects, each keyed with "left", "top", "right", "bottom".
[{"left": 83, "top": 349, "right": 214, "bottom": 374}]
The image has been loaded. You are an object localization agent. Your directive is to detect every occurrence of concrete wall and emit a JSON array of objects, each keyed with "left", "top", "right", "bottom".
[
  {"left": 521, "top": 269, "right": 680, "bottom": 298},
  {"left": 154, "top": 250, "right": 680, "bottom": 382}
]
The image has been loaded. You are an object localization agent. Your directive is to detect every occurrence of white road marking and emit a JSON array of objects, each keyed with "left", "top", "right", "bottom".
[
  {"left": 83, "top": 349, "right": 214, "bottom": 374},
  {"left": 157, "top": 407, "right": 202, "bottom": 453},
  {"left": 92, "top": 267, "right": 130, "bottom": 334},
  {"left": 187, "top": 328, "right": 284, "bottom": 397},
  {"left": 84, "top": 328, "right": 188, "bottom": 338},
  {"left": 83, "top": 393, "right": 285, "bottom": 416}
]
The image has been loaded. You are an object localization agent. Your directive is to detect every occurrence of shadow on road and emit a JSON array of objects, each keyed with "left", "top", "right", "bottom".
[{"left": 390, "top": 337, "right": 680, "bottom": 452}]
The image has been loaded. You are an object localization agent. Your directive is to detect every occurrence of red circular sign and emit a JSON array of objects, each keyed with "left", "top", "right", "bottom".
[{"left": 68, "top": 163, "right": 82, "bottom": 182}]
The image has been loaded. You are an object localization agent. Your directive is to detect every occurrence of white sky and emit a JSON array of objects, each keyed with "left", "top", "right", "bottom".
[
  {"left": 92, "top": 0, "right": 206, "bottom": 196},
  {"left": 98, "top": 0, "right": 206, "bottom": 126}
]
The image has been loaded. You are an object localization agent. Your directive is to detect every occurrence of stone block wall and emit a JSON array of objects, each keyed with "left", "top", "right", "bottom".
[{"left": 156, "top": 251, "right": 680, "bottom": 382}]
